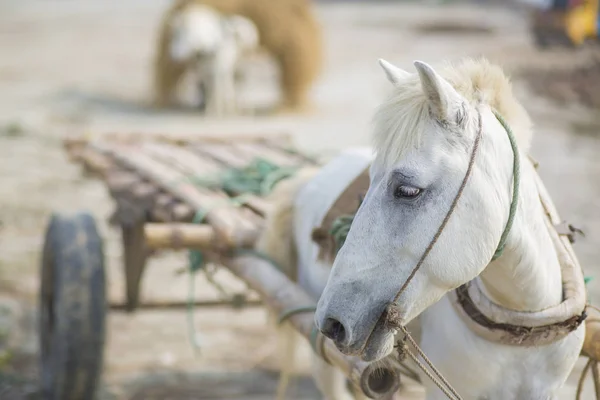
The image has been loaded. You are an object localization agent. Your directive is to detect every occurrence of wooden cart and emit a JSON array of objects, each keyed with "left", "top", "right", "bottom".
[
  {"left": 40, "top": 132, "right": 600, "bottom": 400},
  {"left": 39, "top": 133, "right": 403, "bottom": 400}
]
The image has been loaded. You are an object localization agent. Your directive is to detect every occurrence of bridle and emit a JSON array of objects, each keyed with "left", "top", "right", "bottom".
[
  {"left": 387, "top": 108, "right": 520, "bottom": 309},
  {"left": 382, "top": 108, "right": 521, "bottom": 400}
]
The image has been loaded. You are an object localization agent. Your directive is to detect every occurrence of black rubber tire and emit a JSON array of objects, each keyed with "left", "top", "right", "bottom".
[{"left": 39, "top": 212, "right": 106, "bottom": 400}]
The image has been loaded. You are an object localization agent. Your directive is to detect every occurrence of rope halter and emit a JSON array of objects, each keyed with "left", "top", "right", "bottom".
[{"left": 383, "top": 109, "right": 521, "bottom": 400}]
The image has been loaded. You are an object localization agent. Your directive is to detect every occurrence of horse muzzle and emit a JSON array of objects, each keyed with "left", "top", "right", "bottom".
[{"left": 315, "top": 293, "right": 398, "bottom": 362}]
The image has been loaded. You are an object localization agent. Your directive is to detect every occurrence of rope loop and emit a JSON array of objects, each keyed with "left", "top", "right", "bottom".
[{"left": 491, "top": 110, "right": 520, "bottom": 261}]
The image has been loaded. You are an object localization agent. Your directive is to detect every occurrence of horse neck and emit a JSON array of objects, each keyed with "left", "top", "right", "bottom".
[{"left": 478, "top": 159, "right": 563, "bottom": 312}]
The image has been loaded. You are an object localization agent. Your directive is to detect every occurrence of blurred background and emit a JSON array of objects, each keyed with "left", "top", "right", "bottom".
[{"left": 0, "top": 0, "right": 599, "bottom": 398}]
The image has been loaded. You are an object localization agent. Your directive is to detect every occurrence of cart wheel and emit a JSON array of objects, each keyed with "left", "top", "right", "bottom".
[{"left": 39, "top": 212, "right": 106, "bottom": 400}]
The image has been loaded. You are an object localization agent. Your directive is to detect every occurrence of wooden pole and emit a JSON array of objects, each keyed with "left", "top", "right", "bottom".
[
  {"left": 109, "top": 298, "right": 262, "bottom": 311},
  {"left": 221, "top": 253, "right": 401, "bottom": 399},
  {"left": 144, "top": 223, "right": 216, "bottom": 249},
  {"left": 92, "top": 142, "right": 260, "bottom": 249},
  {"left": 144, "top": 223, "right": 258, "bottom": 250}
]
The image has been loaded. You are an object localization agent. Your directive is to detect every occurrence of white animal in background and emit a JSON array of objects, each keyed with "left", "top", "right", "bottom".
[{"left": 169, "top": 4, "right": 259, "bottom": 116}]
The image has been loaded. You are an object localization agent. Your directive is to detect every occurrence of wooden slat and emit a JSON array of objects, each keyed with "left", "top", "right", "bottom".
[
  {"left": 106, "top": 170, "right": 160, "bottom": 218},
  {"left": 109, "top": 298, "right": 263, "bottom": 311},
  {"left": 106, "top": 171, "right": 142, "bottom": 197},
  {"left": 64, "top": 134, "right": 312, "bottom": 241},
  {"left": 71, "top": 146, "right": 115, "bottom": 177},
  {"left": 264, "top": 141, "right": 321, "bottom": 166},
  {"left": 92, "top": 142, "right": 259, "bottom": 249},
  {"left": 151, "top": 194, "right": 175, "bottom": 222},
  {"left": 172, "top": 202, "right": 195, "bottom": 222},
  {"left": 234, "top": 142, "right": 306, "bottom": 167},
  {"left": 143, "top": 142, "right": 223, "bottom": 175},
  {"left": 238, "top": 206, "right": 265, "bottom": 232},
  {"left": 101, "top": 132, "right": 293, "bottom": 147},
  {"left": 150, "top": 193, "right": 194, "bottom": 222},
  {"left": 142, "top": 142, "right": 269, "bottom": 217},
  {"left": 191, "top": 142, "right": 258, "bottom": 168}
]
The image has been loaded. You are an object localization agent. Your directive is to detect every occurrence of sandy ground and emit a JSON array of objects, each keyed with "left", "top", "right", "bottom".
[{"left": 0, "top": 0, "right": 600, "bottom": 398}]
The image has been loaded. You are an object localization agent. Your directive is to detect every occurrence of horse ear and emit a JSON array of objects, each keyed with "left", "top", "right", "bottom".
[
  {"left": 414, "top": 61, "right": 464, "bottom": 123},
  {"left": 378, "top": 59, "right": 410, "bottom": 86}
]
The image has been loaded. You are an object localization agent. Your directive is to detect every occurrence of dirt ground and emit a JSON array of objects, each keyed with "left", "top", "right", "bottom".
[
  {"left": 1, "top": 0, "right": 600, "bottom": 399},
  {"left": 522, "top": 55, "right": 600, "bottom": 110}
]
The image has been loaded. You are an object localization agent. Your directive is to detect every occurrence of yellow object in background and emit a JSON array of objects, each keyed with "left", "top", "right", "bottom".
[
  {"left": 565, "top": 0, "right": 599, "bottom": 45},
  {"left": 532, "top": 0, "right": 599, "bottom": 48}
]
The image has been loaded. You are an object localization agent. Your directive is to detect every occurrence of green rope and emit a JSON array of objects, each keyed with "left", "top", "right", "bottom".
[
  {"left": 330, "top": 214, "right": 355, "bottom": 252},
  {"left": 183, "top": 157, "right": 300, "bottom": 353},
  {"left": 188, "top": 194, "right": 252, "bottom": 272},
  {"left": 186, "top": 207, "right": 209, "bottom": 353},
  {"left": 187, "top": 269, "right": 202, "bottom": 352},
  {"left": 329, "top": 196, "right": 363, "bottom": 252},
  {"left": 186, "top": 194, "right": 258, "bottom": 353},
  {"left": 188, "top": 209, "right": 210, "bottom": 273},
  {"left": 491, "top": 111, "right": 520, "bottom": 261},
  {"left": 185, "top": 158, "right": 298, "bottom": 197}
]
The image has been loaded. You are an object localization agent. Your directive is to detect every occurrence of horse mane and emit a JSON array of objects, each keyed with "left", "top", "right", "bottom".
[{"left": 372, "top": 57, "right": 533, "bottom": 167}]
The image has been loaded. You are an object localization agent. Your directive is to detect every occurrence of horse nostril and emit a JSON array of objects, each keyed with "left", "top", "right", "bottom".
[{"left": 321, "top": 317, "right": 347, "bottom": 344}]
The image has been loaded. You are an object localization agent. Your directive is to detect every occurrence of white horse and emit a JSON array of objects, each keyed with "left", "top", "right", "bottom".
[
  {"left": 257, "top": 57, "right": 586, "bottom": 400},
  {"left": 169, "top": 4, "right": 259, "bottom": 116}
]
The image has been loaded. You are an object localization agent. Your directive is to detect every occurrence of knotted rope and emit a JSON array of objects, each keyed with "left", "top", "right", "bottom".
[
  {"left": 184, "top": 158, "right": 300, "bottom": 352},
  {"left": 187, "top": 157, "right": 298, "bottom": 197},
  {"left": 387, "top": 311, "right": 463, "bottom": 400}
]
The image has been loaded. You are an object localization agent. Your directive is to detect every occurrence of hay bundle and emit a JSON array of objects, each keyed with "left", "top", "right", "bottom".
[{"left": 153, "top": 0, "right": 323, "bottom": 112}]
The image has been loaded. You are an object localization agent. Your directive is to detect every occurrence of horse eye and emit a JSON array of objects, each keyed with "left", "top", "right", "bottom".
[{"left": 394, "top": 185, "right": 421, "bottom": 199}]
